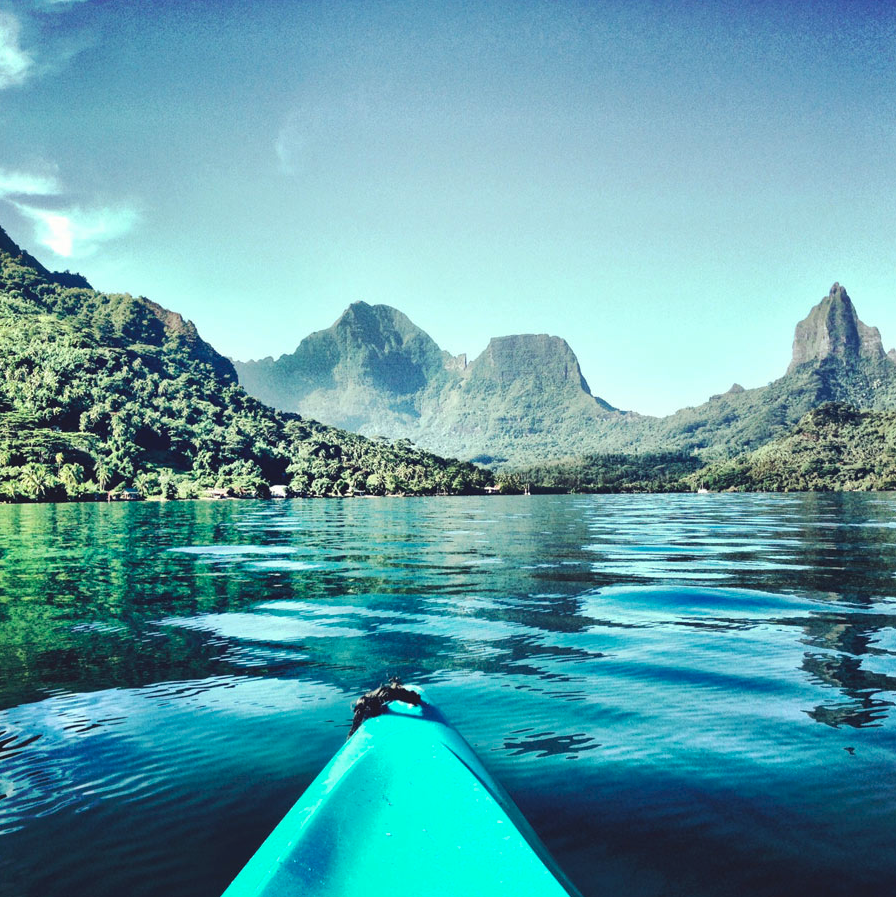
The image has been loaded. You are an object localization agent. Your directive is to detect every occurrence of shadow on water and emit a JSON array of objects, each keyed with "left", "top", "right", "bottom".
[{"left": 1, "top": 493, "right": 895, "bottom": 896}]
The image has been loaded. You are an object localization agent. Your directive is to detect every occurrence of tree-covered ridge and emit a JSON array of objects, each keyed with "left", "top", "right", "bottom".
[
  {"left": 687, "top": 403, "right": 896, "bottom": 492},
  {"left": 503, "top": 404, "right": 896, "bottom": 494},
  {"left": 502, "top": 451, "right": 702, "bottom": 493},
  {"left": 0, "top": 227, "right": 491, "bottom": 501}
]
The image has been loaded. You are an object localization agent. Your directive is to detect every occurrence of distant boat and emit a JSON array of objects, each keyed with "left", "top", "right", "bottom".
[{"left": 696, "top": 486, "right": 710, "bottom": 494}]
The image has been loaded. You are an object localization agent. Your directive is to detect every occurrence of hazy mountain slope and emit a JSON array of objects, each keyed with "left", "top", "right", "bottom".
[
  {"left": 235, "top": 305, "right": 626, "bottom": 463},
  {"left": 0, "top": 227, "right": 490, "bottom": 500},
  {"left": 631, "top": 283, "right": 896, "bottom": 457},
  {"left": 412, "top": 334, "right": 626, "bottom": 463},
  {"left": 233, "top": 302, "right": 453, "bottom": 433}
]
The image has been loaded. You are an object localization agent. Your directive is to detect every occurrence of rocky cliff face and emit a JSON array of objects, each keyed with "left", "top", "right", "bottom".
[
  {"left": 788, "top": 283, "right": 886, "bottom": 372},
  {"left": 465, "top": 333, "right": 612, "bottom": 408},
  {"left": 144, "top": 297, "right": 237, "bottom": 383},
  {"left": 234, "top": 307, "right": 622, "bottom": 462}
]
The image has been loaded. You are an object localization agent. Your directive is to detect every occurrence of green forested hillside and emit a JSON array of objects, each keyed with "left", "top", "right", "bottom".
[
  {"left": 0, "top": 228, "right": 491, "bottom": 501},
  {"left": 507, "top": 404, "right": 896, "bottom": 494},
  {"left": 687, "top": 403, "right": 896, "bottom": 492},
  {"left": 503, "top": 452, "right": 702, "bottom": 493}
]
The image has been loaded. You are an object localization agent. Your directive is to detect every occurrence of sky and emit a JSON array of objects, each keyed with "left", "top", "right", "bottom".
[{"left": 1, "top": 0, "right": 894, "bottom": 417}]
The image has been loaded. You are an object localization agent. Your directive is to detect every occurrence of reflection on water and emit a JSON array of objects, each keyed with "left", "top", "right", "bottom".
[{"left": 1, "top": 494, "right": 895, "bottom": 896}]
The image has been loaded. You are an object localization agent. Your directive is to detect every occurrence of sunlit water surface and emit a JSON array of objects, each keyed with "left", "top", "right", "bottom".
[{"left": 1, "top": 494, "right": 895, "bottom": 896}]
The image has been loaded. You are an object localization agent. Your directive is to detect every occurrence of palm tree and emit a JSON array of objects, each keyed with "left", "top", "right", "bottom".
[
  {"left": 133, "top": 471, "right": 156, "bottom": 498},
  {"left": 94, "top": 458, "right": 111, "bottom": 491},
  {"left": 20, "top": 464, "right": 53, "bottom": 500},
  {"left": 59, "top": 463, "right": 84, "bottom": 497}
]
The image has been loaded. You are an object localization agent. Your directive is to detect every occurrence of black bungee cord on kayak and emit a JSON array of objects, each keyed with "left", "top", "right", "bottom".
[{"left": 347, "top": 677, "right": 422, "bottom": 739}]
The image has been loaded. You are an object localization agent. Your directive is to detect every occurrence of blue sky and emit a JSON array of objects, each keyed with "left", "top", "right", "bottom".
[{"left": 1, "top": 0, "right": 894, "bottom": 416}]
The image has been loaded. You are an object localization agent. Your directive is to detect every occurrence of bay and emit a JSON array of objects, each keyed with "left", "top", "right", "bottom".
[{"left": 1, "top": 493, "right": 895, "bottom": 896}]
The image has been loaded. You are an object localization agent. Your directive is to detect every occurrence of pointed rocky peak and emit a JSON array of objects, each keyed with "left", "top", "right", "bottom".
[
  {"left": 267, "top": 301, "right": 448, "bottom": 396},
  {"left": 709, "top": 382, "right": 746, "bottom": 401},
  {"left": 329, "top": 302, "right": 441, "bottom": 354},
  {"left": 888, "top": 348, "right": 896, "bottom": 364},
  {"left": 336, "top": 300, "right": 379, "bottom": 328},
  {"left": 787, "top": 283, "right": 885, "bottom": 373}
]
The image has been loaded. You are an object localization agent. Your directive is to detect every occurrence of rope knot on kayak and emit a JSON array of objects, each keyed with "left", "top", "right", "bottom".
[{"left": 348, "top": 677, "right": 422, "bottom": 739}]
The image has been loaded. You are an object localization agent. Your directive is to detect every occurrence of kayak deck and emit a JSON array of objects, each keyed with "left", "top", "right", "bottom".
[{"left": 222, "top": 694, "right": 579, "bottom": 896}]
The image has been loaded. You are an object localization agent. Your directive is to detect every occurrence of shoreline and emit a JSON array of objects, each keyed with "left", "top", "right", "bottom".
[{"left": 1, "top": 486, "right": 892, "bottom": 507}]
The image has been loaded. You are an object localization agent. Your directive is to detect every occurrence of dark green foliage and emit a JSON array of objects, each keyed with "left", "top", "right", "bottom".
[
  {"left": 0, "top": 227, "right": 492, "bottom": 501},
  {"left": 689, "top": 403, "right": 896, "bottom": 492},
  {"left": 506, "top": 452, "right": 703, "bottom": 493},
  {"left": 511, "top": 403, "right": 896, "bottom": 494}
]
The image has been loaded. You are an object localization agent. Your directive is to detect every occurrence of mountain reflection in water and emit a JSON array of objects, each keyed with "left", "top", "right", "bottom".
[{"left": 0, "top": 493, "right": 895, "bottom": 896}]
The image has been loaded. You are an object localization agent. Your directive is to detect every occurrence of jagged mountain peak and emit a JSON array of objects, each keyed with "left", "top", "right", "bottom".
[
  {"left": 788, "top": 282, "right": 885, "bottom": 373},
  {"left": 332, "top": 301, "right": 430, "bottom": 345}
]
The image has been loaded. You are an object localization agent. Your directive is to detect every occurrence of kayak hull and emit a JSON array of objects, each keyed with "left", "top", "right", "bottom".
[{"left": 222, "top": 694, "right": 579, "bottom": 896}]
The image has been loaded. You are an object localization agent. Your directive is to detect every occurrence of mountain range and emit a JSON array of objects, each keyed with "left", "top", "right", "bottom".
[
  {"left": 4, "top": 209, "right": 893, "bottom": 497},
  {"left": 0, "top": 225, "right": 490, "bottom": 500},
  {"left": 234, "top": 283, "right": 896, "bottom": 465}
]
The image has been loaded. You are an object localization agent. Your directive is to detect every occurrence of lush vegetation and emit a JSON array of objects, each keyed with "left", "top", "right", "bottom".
[
  {"left": 502, "top": 452, "right": 702, "bottom": 493},
  {"left": 687, "top": 403, "right": 896, "bottom": 492},
  {"left": 501, "top": 404, "right": 896, "bottom": 494},
  {"left": 0, "top": 228, "right": 492, "bottom": 502}
]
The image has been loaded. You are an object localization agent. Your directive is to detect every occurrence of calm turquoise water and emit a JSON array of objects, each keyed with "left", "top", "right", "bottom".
[{"left": 1, "top": 493, "right": 895, "bottom": 896}]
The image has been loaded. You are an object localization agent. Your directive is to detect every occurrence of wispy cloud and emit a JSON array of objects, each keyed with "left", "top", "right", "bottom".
[
  {"left": 0, "top": 11, "right": 33, "bottom": 89},
  {"left": 0, "top": 3, "right": 95, "bottom": 91},
  {"left": 0, "top": 165, "right": 138, "bottom": 257},
  {"left": 12, "top": 203, "right": 139, "bottom": 258},
  {"left": 0, "top": 167, "right": 60, "bottom": 198}
]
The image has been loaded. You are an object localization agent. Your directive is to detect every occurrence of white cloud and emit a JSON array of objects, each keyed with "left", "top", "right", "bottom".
[
  {"left": 12, "top": 202, "right": 139, "bottom": 258},
  {"left": 0, "top": 4, "right": 95, "bottom": 91},
  {"left": 0, "top": 11, "right": 33, "bottom": 89},
  {"left": 0, "top": 165, "right": 139, "bottom": 256},
  {"left": 0, "top": 167, "right": 60, "bottom": 198}
]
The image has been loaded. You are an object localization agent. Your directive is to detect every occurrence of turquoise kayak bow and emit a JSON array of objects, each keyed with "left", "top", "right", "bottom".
[{"left": 222, "top": 683, "right": 581, "bottom": 896}]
